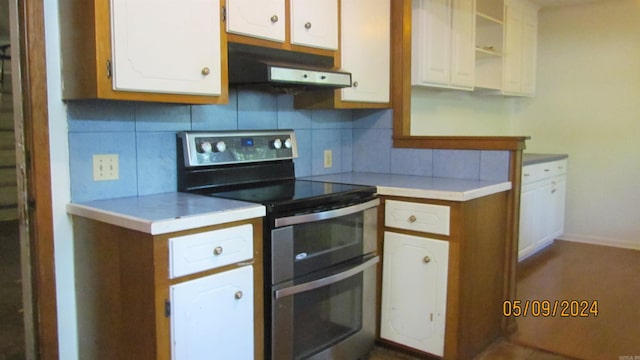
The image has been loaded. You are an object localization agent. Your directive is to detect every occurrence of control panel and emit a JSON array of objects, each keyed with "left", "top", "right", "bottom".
[{"left": 179, "top": 130, "right": 298, "bottom": 167}]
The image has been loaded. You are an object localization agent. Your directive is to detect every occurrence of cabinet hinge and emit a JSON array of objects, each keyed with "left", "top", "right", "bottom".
[
  {"left": 221, "top": 6, "right": 226, "bottom": 22},
  {"left": 106, "top": 59, "right": 112, "bottom": 79},
  {"left": 165, "top": 299, "right": 171, "bottom": 317}
]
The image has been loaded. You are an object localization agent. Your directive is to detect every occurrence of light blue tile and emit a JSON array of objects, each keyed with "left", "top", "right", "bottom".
[
  {"left": 67, "top": 100, "right": 135, "bottom": 132},
  {"left": 480, "top": 150, "right": 510, "bottom": 181},
  {"left": 191, "top": 89, "right": 239, "bottom": 130},
  {"left": 311, "top": 129, "right": 342, "bottom": 175},
  {"left": 69, "top": 132, "right": 138, "bottom": 202},
  {"left": 237, "top": 90, "right": 278, "bottom": 129},
  {"left": 433, "top": 150, "right": 481, "bottom": 180},
  {"left": 353, "top": 128, "right": 391, "bottom": 173},
  {"left": 134, "top": 102, "right": 191, "bottom": 132},
  {"left": 277, "top": 94, "right": 312, "bottom": 129},
  {"left": 136, "top": 132, "right": 177, "bottom": 195},
  {"left": 352, "top": 109, "right": 393, "bottom": 129},
  {"left": 311, "top": 109, "right": 352, "bottom": 129},
  {"left": 341, "top": 129, "right": 353, "bottom": 173},
  {"left": 391, "top": 148, "right": 433, "bottom": 176},
  {"left": 293, "top": 129, "right": 312, "bottom": 177}
]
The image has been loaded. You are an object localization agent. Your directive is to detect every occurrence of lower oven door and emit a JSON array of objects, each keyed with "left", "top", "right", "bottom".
[{"left": 272, "top": 255, "right": 379, "bottom": 360}]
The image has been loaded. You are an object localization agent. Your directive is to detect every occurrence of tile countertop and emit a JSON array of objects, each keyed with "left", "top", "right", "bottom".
[
  {"left": 304, "top": 172, "right": 512, "bottom": 202},
  {"left": 66, "top": 192, "right": 266, "bottom": 235},
  {"left": 523, "top": 153, "right": 569, "bottom": 166}
]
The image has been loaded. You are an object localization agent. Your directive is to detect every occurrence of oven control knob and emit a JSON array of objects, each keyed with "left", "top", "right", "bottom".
[
  {"left": 214, "top": 141, "right": 226, "bottom": 153},
  {"left": 199, "top": 141, "right": 212, "bottom": 153},
  {"left": 284, "top": 138, "right": 292, "bottom": 149},
  {"left": 272, "top": 138, "right": 283, "bottom": 150}
]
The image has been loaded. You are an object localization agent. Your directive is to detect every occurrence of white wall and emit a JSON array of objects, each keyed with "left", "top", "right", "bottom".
[
  {"left": 510, "top": 0, "right": 640, "bottom": 249},
  {"left": 411, "top": 87, "right": 512, "bottom": 135}
]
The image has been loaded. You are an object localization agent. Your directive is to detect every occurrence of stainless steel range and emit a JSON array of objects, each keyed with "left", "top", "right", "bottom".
[{"left": 177, "top": 130, "right": 379, "bottom": 360}]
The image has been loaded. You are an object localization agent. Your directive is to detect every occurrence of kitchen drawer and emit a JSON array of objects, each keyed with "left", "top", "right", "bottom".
[
  {"left": 385, "top": 200, "right": 450, "bottom": 236},
  {"left": 522, "top": 159, "right": 567, "bottom": 184},
  {"left": 169, "top": 224, "right": 253, "bottom": 279}
]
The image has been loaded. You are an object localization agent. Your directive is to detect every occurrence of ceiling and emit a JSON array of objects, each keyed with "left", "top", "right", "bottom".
[{"left": 530, "top": 0, "right": 606, "bottom": 7}]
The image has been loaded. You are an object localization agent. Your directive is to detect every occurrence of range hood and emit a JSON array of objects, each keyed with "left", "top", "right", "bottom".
[{"left": 227, "top": 43, "right": 352, "bottom": 93}]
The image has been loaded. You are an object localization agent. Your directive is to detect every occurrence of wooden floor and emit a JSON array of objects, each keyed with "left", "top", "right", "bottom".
[{"left": 511, "top": 240, "right": 640, "bottom": 360}]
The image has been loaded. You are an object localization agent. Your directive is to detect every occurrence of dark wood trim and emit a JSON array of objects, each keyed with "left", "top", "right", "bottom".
[
  {"left": 390, "top": 0, "right": 411, "bottom": 137},
  {"left": 18, "top": 0, "right": 59, "bottom": 358},
  {"left": 502, "top": 150, "right": 523, "bottom": 335},
  {"left": 393, "top": 135, "right": 530, "bottom": 151}
]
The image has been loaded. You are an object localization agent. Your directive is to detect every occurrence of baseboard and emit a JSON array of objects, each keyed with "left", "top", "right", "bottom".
[{"left": 558, "top": 233, "right": 640, "bottom": 251}]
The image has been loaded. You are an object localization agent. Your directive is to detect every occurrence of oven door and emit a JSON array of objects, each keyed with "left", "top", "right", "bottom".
[
  {"left": 271, "top": 199, "right": 379, "bottom": 284},
  {"left": 272, "top": 255, "right": 379, "bottom": 360}
]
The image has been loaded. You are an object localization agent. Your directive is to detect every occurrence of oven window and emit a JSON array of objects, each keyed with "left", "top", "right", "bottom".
[
  {"left": 275, "top": 272, "right": 363, "bottom": 360},
  {"left": 293, "top": 212, "right": 363, "bottom": 279}
]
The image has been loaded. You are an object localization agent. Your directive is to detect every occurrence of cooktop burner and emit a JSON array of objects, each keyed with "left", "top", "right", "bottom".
[{"left": 210, "top": 179, "right": 376, "bottom": 208}]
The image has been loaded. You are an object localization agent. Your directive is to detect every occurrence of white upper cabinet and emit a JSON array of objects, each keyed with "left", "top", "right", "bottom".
[
  {"left": 110, "top": 0, "right": 222, "bottom": 96},
  {"left": 412, "top": 0, "right": 475, "bottom": 90},
  {"left": 340, "top": 0, "right": 391, "bottom": 103},
  {"left": 290, "top": 0, "right": 339, "bottom": 50},
  {"left": 502, "top": 0, "right": 538, "bottom": 96},
  {"left": 226, "top": 0, "right": 286, "bottom": 42}
]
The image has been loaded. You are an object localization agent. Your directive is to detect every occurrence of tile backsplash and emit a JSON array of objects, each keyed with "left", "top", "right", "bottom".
[{"left": 67, "top": 90, "right": 509, "bottom": 202}]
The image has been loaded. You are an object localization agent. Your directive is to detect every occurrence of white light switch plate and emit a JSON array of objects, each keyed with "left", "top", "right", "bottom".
[{"left": 93, "top": 154, "right": 119, "bottom": 181}]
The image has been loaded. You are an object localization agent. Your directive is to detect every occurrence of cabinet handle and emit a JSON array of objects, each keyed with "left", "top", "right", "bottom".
[
  {"left": 353, "top": 81, "right": 359, "bottom": 88},
  {"left": 408, "top": 215, "right": 417, "bottom": 223},
  {"left": 304, "top": 22, "right": 312, "bottom": 29},
  {"left": 201, "top": 67, "right": 210, "bottom": 76},
  {"left": 523, "top": 173, "right": 530, "bottom": 177},
  {"left": 544, "top": 168, "right": 550, "bottom": 172},
  {"left": 235, "top": 291, "right": 243, "bottom": 300},
  {"left": 423, "top": 256, "right": 431, "bottom": 264},
  {"left": 213, "top": 246, "right": 223, "bottom": 256},
  {"left": 270, "top": 15, "right": 279, "bottom": 23}
]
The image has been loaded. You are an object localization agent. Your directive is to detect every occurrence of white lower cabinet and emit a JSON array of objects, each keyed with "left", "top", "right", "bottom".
[
  {"left": 380, "top": 231, "right": 449, "bottom": 357},
  {"left": 518, "top": 159, "right": 567, "bottom": 260},
  {"left": 170, "top": 266, "right": 254, "bottom": 360}
]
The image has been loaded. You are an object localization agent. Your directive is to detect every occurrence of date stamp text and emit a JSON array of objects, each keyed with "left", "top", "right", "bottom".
[{"left": 503, "top": 299, "right": 599, "bottom": 317}]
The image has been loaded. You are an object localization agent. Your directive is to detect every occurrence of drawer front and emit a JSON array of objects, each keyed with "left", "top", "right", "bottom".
[
  {"left": 385, "top": 200, "right": 450, "bottom": 236},
  {"left": 169, "top": 224, "right": 253, "bottom": 279},
  {"left": 522, "top": 159, "right": 567, "bottom": 184}
]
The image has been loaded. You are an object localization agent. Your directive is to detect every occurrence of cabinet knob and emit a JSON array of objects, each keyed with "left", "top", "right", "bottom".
[
  {"left": 423, "top": 256, "right": 431, "bottom": 264},
  {"left": 270, "top": 15, "right": 279, "bottom": 23},
  {"left": 353, "top": 81, "right": 359, "bottom": 88},
  {"left": 213, "top": 246, "right": 223, "bottom": 256},
  {"left": 408, "top": 215, "right": 417, "bottom": 223},
  {"left": 304, "top": 22, "right": 312, "bottom": 29},
  {"left": 201, "top": 67, "right": 210, "bottom": 76},
  {"left": 235, "top": 291, "right": 243, "bottom": 300}
]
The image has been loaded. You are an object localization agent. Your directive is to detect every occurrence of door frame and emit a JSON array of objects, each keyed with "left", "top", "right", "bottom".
[{"left": 12, "top": 0, "right": 59, "bottom": 358}]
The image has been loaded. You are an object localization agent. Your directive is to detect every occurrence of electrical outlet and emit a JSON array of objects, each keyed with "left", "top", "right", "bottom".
[
  {"left": 324, "top": 150, "right": 333, "bottom": 168},
  {"left": 93, "top": 154, "right": 119, "bottom": 181}
]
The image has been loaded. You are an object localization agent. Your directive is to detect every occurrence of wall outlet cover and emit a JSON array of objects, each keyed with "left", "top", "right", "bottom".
[{"left": 93, "top": 154, "right": 119, "bottom": 181}]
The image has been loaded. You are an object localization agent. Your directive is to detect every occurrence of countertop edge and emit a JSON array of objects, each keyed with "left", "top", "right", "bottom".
[
  {"left": 377, "top": 181, "right": 512, "bottom": 201},
  {"left": 523, "top": 153, "right": 569, "bottom": 166},
  {"left": 66, "top": 202, "right": 266, "bottom": 235}
]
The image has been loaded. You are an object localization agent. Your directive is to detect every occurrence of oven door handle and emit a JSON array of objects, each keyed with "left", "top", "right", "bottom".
[
  {"left": 274, "top": 255, "right": 379, "bottom": 299},
  {"left": 274, "top": 198, "right": 379, "bottom": 227}
]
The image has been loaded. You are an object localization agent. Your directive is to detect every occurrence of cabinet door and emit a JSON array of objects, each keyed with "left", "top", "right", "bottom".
[
  {"left": 519, "top": 179, "right": 552, "bottom": 260},
  {"left": 110, "top": 0, "right": 222, "bottom": 95},
  {"left": 380, "top": 231, "right": 449, "bottom": 356},
  {"left": 548, "top": 175, "right": 566, "bottom": 241},
  {"left": 340, "top": 0, "right": 390, "bottom": 103},
  {"left": 412, "top": 0, "right": 452, "bottom": 86},
  {"left": 502, "top": 0, "right": 523, "bottom": 94},
  {"left": 170, "top": 266, "right": 254, "bottom": 360},
  {"left": 450, "top": 0, "right": 476, "bottom": 88},
  {"left": 226, "top": 0, "right": 286, "bottom": 42},
  {"left": 290, "top": 0, "right": 339, "bottom": 50}
]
